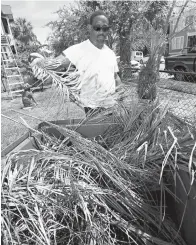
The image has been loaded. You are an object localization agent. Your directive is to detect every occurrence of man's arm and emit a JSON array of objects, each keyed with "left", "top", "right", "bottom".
[
  {"left": 114, "top": 72, "right": 125, "bottom": 101},
  {"left": 115, "top": 72, "right": 122, "bottom": 88}
]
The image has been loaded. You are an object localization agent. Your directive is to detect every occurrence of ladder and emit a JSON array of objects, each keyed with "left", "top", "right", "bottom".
[{"left": 1, "top": 35, "right": 24, "bottom": 98}]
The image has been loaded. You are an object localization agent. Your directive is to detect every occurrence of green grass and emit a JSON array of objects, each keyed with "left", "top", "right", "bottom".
[{"left": 1, "top": 88, "right": 84, "bottom": 150}]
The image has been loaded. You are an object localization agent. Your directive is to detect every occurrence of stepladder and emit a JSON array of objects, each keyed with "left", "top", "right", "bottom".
[{"left": 1, "top": 35, "right": 24, "bottom": 99}]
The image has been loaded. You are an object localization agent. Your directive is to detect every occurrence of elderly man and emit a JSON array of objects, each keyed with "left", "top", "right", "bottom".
[{"left": 58, "top": 10, "right": 122, "bottom": 115}]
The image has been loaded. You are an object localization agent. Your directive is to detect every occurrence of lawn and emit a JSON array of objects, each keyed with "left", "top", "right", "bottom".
[{"left": 1, "top": 88, "right": 85, "bottom": 150}]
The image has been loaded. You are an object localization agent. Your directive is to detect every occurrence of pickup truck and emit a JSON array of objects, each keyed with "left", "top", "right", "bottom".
[{"left": 165, "top": 48, "right": 196, "bottom": 81}]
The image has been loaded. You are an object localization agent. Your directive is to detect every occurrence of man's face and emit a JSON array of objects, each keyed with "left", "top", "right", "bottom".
[{"left": 90, "top": 15, "right": 109, "bottom": 46}]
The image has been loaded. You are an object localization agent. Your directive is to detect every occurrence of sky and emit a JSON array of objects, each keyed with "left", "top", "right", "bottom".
[{"left": 2, "top": 0, "right": 74, "bottom": 44}]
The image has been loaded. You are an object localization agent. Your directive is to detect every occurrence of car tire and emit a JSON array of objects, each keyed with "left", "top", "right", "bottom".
[
  {"left": 174, "top": 68, "right": 194, "bottom": 82},
  {"left": 174, "top": 68, "right": 185, "bottom": 81}
]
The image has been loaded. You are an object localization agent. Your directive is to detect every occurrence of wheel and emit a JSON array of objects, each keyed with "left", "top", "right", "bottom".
[{"left": 174, "top": 68, "right": 185, "bottom": 81}]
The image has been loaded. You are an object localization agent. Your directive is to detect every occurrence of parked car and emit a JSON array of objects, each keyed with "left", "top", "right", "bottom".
[
  {"left": 131, "top": 51, "right": 143, "bottom": 63},
  {"left": 142, "top": 55, "right": 165, "bottom": 65},
  {"left": 116, "top": 56, "right": 141, "bottom": 70},
  {"left": 130, "top": 59, "right": 141, "bottom": 71},
  {"left": 116, "top": 56, "right": 141, "bottom": 74},
  {"left": 165, "top": 48, "right": 196, "bottom": 81},
  {"left": 142, "top": 55, "right": 149, "bottom": 64}
]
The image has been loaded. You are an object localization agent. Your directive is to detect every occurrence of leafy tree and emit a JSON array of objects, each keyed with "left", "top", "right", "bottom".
[
  {"left": 108, "top": 1, "right": 141, "bottom": 63},
  {"left": 46, "top": 2, "right": 96, "bottom": 56},
  {"left": 11, "top": 18, "right": 41, "bottom": 84},
  {"left": 144, "top": 1, "right": 169, "bottom": 30},
  {"left": 46, "top": 1, "right": 169, "bottom": 63},
  {"left": 11, "top": 17, "right": 40, "bottom": 64},
  {"left": 47, "top": 8, "right": 78, "bottom": 55},
  {"left": 11, "top": 18, "right": 39, "bottom": 46}
]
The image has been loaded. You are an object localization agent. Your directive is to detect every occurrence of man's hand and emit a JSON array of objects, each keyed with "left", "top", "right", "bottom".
[
  {"left": 29, "top": 53, "right": 71, "bottom": 72},
  {"left": 116, "top": 82, "right": 127, "bottom": 101},
  {"left": 53, "top": 54, "right": 71, "bottom": 71}
]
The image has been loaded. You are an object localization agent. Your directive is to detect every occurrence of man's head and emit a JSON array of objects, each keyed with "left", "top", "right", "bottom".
[{"left": 88, "top": 10, "right": 109, "bottom": 49}]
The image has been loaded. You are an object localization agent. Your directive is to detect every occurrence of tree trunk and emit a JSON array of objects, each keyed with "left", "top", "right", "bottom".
[
  {"left": 119, "top": 33, "right": 131, "bottom": 64},
  {"left": 137, "top": 59, "right": 158, "bottom": 101}
]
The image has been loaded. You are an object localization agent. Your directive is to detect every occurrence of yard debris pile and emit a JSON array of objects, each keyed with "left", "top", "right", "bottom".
[{"left": 1, "top": 102, "right": 195, "bottom": 245}]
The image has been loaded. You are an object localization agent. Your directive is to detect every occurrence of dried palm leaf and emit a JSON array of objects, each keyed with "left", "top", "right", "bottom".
[{"left": 2, "top": 102, "right": 193, "bottom": 245}]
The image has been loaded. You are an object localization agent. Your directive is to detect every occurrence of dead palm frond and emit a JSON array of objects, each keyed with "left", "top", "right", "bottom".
[
  {"left": 2, "top": 101, "right": 194, "bottom": 245},
  {"left": 30, "top": 54, "right": 83, "bottom": 107}
]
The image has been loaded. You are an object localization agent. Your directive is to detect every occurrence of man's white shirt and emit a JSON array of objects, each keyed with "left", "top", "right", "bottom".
[{"left": 63, "top": 39, "right": 119, "bottom": 108}]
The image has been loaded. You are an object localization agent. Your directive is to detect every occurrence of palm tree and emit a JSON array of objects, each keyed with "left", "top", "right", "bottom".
[{"left": 137, "top": 0, "right": 189, "bottom": 102}]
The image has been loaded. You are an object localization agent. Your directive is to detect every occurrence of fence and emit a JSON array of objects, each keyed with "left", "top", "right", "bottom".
[{"left": 121, "top": 67, "right": 196, "bottom": 124}]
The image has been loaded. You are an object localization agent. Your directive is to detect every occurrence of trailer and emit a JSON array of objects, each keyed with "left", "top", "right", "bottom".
[{"left": 1, "top": 118, "right": 196, "bottom": 245}]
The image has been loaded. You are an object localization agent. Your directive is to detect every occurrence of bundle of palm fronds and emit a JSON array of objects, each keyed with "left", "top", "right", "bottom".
[
  {"left": 137, "top": 55, "right": 158, "bottom": 101},
  {"left": 137, "top": 25, "right": 168, "bottom": 102},
  {"left": 2, "top": 101, "right": 195, "bottom": 245},
  {"left": 29, "top": 53, "right": 82, "bottom": 106}
]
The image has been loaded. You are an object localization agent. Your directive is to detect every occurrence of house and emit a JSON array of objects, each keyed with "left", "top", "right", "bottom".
[
  {"left": 1, "top": 4, "right": 17, "bottom": 54},
  {"left": 169, "top": 8, "right": 196, "bottom": 55}
]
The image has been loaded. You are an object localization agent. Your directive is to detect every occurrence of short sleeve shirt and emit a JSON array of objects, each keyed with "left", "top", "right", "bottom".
[{"left": 63, "top": 40, "right": 119, "bottom": 108}]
